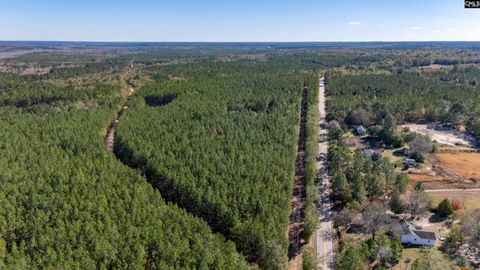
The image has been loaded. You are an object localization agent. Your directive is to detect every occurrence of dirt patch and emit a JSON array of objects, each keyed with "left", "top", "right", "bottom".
[
  {"left": 432, "top": 152, "right": 480, "bottom": 182},
  {"left": 408, "top": 152, "right": 480, "bottom": 189},
  {"left": 0, "top": 49, "right": 50, "bottom": 59},
  {"left": 420, "top": 64, "right": 448, "bottom": 70},
  {"left": 400, "top": 124, "right": 476, "bottom": 147}
]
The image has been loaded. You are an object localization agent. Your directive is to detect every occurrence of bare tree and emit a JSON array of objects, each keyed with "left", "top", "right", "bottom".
[
  {"left": 407, "top": 190, "right": 431, "bottom": 218},
  {"left": 362, "top": 202, "right": 389, "bottom": 239},
  {"left": 407, "top": 136, "right": 433, "bottom": 162},
  {"left": 347, "top": 108, "right": 372, "bottom": 127},
  {"left": 461, "top": 209, "right": 480, "bottom": 241},
  {"left": 333, "top": 208, "right": 358, "bottom": 234},
  {"left": 408, "top": 136, "right": 432, "bottom": 153},
  {"left": 408, "top": 136, "right": 433, "bottom": 154},
  {"left": 376, "top": 246, "right": 393, "bottom": 268}
]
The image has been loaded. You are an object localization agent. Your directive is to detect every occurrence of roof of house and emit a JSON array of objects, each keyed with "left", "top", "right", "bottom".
[
  {"left": 391, "top": 220, "right": 436, "bottom": 240},
  {"left": 391, "top": 220, "right": 411, "bottom": 236},
  {"left": 356, "top": 126, "right": 367, "bottom": 132},
  {"left": 412, "top": 230, "right": 436, "bottom": 240}
]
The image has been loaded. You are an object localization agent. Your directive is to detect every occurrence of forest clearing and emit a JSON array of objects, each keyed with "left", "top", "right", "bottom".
[{"left": 399, "top": 124, "right": 477, "bottom": 147}]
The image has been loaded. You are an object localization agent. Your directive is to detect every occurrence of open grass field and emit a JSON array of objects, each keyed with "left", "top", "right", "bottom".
[
  {"left": 383, "top": 148, "right": 404, "bottom": 165},
  {"left": 428, "top": 189, "right": 480, "bottom": 210},
  {"left": 432, "top": 152, "right": 480, "bottom": 182}
]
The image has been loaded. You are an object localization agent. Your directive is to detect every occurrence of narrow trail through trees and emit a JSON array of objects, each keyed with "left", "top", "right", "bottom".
[
  {"left": 108, "top": 79, "right": 314, "bottom": 269},
  {"left": 106, "top": 84, "right": 135, "bottom": 151},
  {"left": 288, "top": 86, "right": 308, "bottom": 269}
]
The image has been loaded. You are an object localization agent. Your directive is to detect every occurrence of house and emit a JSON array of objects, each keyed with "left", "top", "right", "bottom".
[
  {"left": 391, "top": 220, "right": 436, "bottom": 246},
  {"left": 356, "top": 125, "right": 367, "bottom": 136},
  {"left": 404, "top": 158, "right": 417, "bottom": 165}
]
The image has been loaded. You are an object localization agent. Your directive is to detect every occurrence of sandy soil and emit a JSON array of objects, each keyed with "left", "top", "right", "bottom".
[
  {"left": 420, "top": 64, "right": 448, "bottom": 70},
  {"left": 400, "top": 124, "right": 476, "bottom": 147}
]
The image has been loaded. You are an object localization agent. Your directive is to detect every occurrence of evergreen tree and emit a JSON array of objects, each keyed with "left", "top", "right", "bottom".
[
  {"left": 389, "top": 190, "right": 405, "bottom": 214},
  {"left": 437, "top": 198, "right": 454, "bottom": 217}
]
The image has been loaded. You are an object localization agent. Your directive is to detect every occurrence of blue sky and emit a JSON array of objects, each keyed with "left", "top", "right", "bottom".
[{"left": 0, "top": 0, "right": 479, "bottom": 41}]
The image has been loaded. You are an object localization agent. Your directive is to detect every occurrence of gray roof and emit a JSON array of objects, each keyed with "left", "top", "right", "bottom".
[
  {"left": 356, "top": 126, "right": 367, "bottom": 133},
  {"left": 391, "top": 220, "right": 436, "bottom": 240},
  {"left": 391, "top": 220, "right": 411, "bottom": 236},
  {"left": 412, "top": 230, "right": 436, "bottom": 240}
]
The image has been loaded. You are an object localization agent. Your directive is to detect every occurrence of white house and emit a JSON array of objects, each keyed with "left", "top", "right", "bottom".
[{"left": 392, "top": 220, "right": 436, "bottom": 246}]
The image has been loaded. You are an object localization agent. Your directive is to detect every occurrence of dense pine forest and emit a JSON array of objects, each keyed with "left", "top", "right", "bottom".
[
  {"left": 2, "top": 42, "right": 480, "bottom": 269},
  {"left": 114, "top": 60, "right": 319, "bottom": 267},
  {"left": 0, "top": 54, "right": 251, "bottom": 269}
]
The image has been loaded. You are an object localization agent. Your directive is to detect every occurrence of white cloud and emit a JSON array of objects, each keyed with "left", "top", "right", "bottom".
[
  {"left": 410, "top": 26, "right": 422, "bottom": 30},
  {"left": 348, "top": 21, "right": 362, "bottom": 26},
  {"left": 430, "top": 27, "right": 456, "bottom": 34}
]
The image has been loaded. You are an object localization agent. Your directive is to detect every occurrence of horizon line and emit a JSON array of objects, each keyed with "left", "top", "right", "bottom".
[{"left": 1, "top": 40, "right": 480, "bottom": 44}]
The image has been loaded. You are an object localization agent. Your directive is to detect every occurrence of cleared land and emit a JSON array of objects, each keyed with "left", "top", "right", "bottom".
[
  {"left": 399, "top": 124, "right": 476, "bottom": 147},
  {"left": 433, "top": 152, "right": 480, "bottom": 181},
  {"left": 408, "top": 152, "right": 480, "bottom": 189}
]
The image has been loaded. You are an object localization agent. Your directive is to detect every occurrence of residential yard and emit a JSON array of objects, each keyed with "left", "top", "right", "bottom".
[
  {"left": 383, "top": 148, "right": 403, "bottom": 165},
  {"left": 392, "top": 247, "right": 458, "bottom": 270},
  {"left": 392, "top": 247, "right": 423, "bottom": 270}
]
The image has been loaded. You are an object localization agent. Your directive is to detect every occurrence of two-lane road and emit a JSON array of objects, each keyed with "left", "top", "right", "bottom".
[{"left": 316, "top": 77, "right": 334, "bottom": 270}]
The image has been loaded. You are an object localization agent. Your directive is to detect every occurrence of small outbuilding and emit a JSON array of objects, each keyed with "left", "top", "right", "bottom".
[
  {"left": 391, "top": 220, "right": 436, "bottom": 246},
  {"left": 404, "top": 158, "right": 417, "bottom": 165},
  {"left": 364, "top": 148, "right": 384, "bottom": 158},
  {"left": 356, "top": 125, "right": 367, "bottom": 136}
]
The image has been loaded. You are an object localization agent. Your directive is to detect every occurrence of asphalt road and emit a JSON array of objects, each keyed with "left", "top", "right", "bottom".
[{"left": 316, "top": 77, "right": 334, "bottom": 270}]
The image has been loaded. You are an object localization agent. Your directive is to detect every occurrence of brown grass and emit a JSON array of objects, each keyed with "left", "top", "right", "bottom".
[
  {"left": 433, "top": 152, "right": 480, "bottom": 181},
  {"left": 428, "top": 190, "right": 480, "bottom": 210},
  {"left": 408, "top": 152, "right": 480, "bottom": 189}
]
